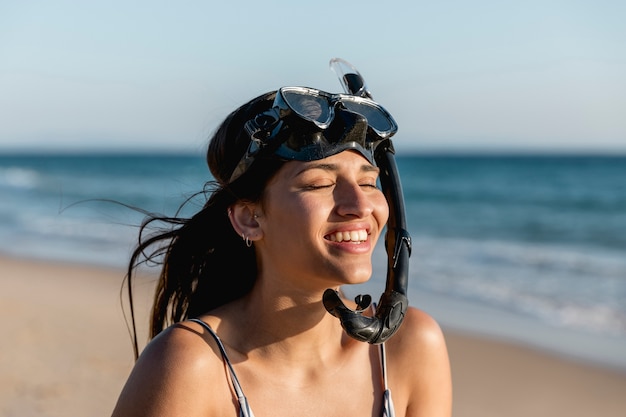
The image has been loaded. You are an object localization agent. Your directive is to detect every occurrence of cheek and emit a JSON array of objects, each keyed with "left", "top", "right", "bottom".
[
  {"left": 374, "top": 192, "right": 390, "bottom": 226},
  {"left": 265, "top": 192, "right": 323, "bottom": 230}
]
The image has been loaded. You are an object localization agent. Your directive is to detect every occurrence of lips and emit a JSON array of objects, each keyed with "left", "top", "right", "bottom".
[{"left": 325, "top": 229, "right": 368, "bottom": 243}]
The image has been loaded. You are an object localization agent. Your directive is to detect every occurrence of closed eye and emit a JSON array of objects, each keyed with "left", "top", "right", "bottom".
[{"left": 303, "top": 183, "right": 335, "bottom": 191}]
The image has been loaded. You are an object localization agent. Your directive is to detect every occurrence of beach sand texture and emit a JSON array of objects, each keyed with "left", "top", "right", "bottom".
[{"left": 1, "top": 256, "right": 625, "bottom": 417}]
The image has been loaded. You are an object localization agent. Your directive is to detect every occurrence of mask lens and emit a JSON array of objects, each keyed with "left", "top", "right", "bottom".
[
  {"left": 280, "top": 88, "right": 396, "bottom": 137},
  {"left": 340, "top": 99, "right": 394, "bottom": 134},
  {"left": 281, "top": 89, "right": 332, "bottom": 126}
]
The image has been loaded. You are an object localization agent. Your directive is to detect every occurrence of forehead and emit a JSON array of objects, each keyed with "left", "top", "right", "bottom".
[
  {"left": 262, "top": 151, "right": 375, "bottom": 193},
  {"left": 285, "top": 150, "right": 377, "bottom": 177}
]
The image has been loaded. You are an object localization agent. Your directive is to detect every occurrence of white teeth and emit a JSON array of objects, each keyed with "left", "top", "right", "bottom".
[{"left": 328, "top": 230, "right": 368, "bottom": 243}]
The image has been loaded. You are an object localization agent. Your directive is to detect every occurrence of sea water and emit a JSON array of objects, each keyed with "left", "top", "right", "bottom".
[{"left": 1, "top": 152, "right": 625, "bottom": 369}]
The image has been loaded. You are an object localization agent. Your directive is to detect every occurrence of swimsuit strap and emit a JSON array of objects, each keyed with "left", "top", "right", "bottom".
[
  {"left": 379, "top": 342, "right": 396, "bottom": 417},
  {"left": 374, "top": 303, "right": 396, "bottom": 417},
  {"left": 380, "top": 342, "right": 389, "bottom": 390},
  {"left": 189, "top": 318, "right": 254, "bottom": 417},
  {"left": 372, "top": 303, "right": 391, "bottom": 391}
]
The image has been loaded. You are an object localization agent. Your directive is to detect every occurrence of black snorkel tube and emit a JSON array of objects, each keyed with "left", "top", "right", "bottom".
[{"left": 322, "top": 58, "right": 412, "bottom": 344}]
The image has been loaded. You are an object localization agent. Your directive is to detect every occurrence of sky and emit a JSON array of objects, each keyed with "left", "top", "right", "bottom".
[{"left": 1, "top": 0, "right": 625, "bottom": 154}]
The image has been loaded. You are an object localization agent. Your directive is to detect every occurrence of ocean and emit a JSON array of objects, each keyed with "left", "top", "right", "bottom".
[{"left": 1, "top": 152, "right": 625, "bottom": 369}]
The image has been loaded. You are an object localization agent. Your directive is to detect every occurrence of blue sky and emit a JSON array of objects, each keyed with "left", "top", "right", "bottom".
[{"left": 1, "top": 0, "right": 625, "bottom": 154}]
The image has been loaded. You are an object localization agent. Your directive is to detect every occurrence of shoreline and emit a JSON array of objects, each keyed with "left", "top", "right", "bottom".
[
  {"left": 2, "top": 255, "right": 626, "bottom": 417},
  {"left": 410, "top": 287, "right": 626, "bottom": 374},
  {"left": 346, "top": 274, "right": 626, "bottom": 374}
]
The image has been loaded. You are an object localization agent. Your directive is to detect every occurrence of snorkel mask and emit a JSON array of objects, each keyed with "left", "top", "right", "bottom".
[
  {"left": 229, "top": 86, "right": 398, "bottom": 183},
  {"left": 233, "top": 58, "right": 412, "bottom": 344}
]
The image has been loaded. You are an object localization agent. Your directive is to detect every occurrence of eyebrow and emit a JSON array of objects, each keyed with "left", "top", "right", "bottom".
[{"left": 295, "top": 162, "right": 380, "bottom": 176}]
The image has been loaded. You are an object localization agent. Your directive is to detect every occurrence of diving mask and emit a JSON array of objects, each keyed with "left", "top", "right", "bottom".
[{"left": 228, "top": 86, "right": 398, "bottom": 183}]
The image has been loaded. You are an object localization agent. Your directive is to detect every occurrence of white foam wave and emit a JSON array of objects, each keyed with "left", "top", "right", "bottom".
[
  {"left": 0, "top": 167, "right": 40, "bottom": 189},
  {"left": 406, "top": 235, "right": 626, "bottom": 336}
]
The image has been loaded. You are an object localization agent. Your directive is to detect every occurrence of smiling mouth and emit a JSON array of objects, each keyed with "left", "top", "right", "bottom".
[{"left": 325, "top": 229, "right": 368, "bottom": 243}]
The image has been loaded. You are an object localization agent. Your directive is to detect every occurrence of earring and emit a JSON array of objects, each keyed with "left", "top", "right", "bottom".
[{"left": 241, "top": 233, "right": 252, "bottom": 248}]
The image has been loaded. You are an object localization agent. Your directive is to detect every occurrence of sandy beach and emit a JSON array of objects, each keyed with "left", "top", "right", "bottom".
[{"left": 1, "top": 255, "right": 625, "bottom": 417}]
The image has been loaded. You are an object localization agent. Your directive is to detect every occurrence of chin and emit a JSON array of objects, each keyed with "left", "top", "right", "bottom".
[{"left": 340, "top": 266, "right": 373, "bottom": 285}]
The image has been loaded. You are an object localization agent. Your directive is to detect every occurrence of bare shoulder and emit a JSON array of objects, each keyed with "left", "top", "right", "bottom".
[
  {"left": 111, "top": 320, "right": 232, "bottom": 417},
  {"left": 388, "top": 306, "right": 448, "bottom": 353},
  {"left": 385, "top": 307, "right": 452, "bottom": 417}
]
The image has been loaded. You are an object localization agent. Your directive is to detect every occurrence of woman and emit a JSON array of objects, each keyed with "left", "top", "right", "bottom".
[{"left": 112, "top": 84, "right": 452, "bottom": 416}]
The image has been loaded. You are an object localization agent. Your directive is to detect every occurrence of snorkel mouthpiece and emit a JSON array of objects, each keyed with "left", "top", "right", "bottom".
[
  {"left": 323, "top": 58, "right": 411, "bottom": 344},
  {"left": 323, "top": 288, "right": 408, "bottom": 344}
]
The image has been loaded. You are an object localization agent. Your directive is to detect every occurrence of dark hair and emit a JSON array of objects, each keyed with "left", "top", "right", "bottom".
[{"left": 125, "top": 91, "right": 284, "bottom": 358}]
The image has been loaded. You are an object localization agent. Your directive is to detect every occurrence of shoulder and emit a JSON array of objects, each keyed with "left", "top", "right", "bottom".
[
  {"left": 385, "top": 307, "right": 450, "bottom": 377},
  {"left": 388, "top": 307, "right": 448, "bottom": 352},
  {"left": 385, "top": 307, "right": 452, "bottom": 417},
  {"left": 111, "top": 320, "right": 233, "bottom": 417}
]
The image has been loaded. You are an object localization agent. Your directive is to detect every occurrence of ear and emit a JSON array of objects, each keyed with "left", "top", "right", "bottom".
[{"left": 228, "top": 203, "right": 263, "bottom": 243}]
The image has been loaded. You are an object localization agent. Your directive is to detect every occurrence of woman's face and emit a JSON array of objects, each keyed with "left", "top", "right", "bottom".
[{"left": 255, "top": 150, "right": 389, "bottom": 290}]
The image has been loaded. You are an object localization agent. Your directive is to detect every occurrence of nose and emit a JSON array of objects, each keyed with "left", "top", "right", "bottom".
[{"left": 335, "top": 181, "right": 375, "bottom": 218}]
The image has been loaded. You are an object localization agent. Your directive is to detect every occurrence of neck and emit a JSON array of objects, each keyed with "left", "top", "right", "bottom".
[{"left": 228, "top": 283, "right": 352, "bottom": 362}]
